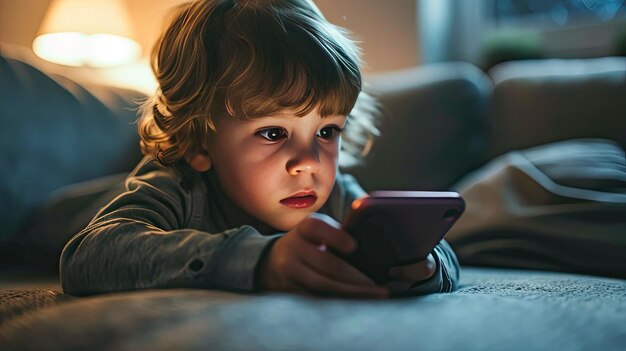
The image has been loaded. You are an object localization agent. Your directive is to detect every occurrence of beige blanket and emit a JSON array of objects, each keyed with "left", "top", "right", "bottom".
[{"left": 447, "top": 139, "right": 626, "bottom": 278}]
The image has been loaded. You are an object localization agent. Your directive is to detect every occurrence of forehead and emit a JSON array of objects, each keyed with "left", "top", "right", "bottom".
[{"left": 217, "top": 109, "right": 346, "bottom": 129}]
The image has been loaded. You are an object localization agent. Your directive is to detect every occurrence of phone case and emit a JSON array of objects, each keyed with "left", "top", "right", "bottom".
[{"left": 340, "top": 191, "right": 465, "bottom": 284}]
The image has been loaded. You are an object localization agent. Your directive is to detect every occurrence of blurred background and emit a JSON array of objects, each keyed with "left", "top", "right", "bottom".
[{"left": 2, "top": 0, "right": 624, "bottom": 95}]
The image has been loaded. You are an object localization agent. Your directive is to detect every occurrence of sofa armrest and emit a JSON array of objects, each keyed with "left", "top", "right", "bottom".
[{"left": 0, "top": 45, "right": 144, "bottom": 245}]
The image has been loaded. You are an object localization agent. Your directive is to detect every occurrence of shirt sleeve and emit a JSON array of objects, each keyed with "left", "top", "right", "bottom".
[
  {"left": 329, "top": 172, "right": 461, "bottom": 294},
  {"left": 405, "top": 239, "right": 460, "bottom": 294},
  {"left": 60, "top": 161, "right": 279, "bottom": 296}
]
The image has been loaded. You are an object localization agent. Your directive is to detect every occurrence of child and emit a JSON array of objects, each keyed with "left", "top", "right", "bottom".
[{"left": 60, "top": 0, "right": 459, "bottom": 298}]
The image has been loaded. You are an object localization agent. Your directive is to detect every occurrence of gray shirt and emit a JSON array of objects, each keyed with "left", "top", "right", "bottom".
[{"left": 60, "top": 156, "right": 459, "bottom": 296}]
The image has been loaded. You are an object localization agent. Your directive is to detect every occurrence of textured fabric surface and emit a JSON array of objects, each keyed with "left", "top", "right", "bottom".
[
  {"left": 448, "top": 139, "right": 626, "bottom": 278},
  {"left": 0, "top": 289, "right": 74, "bottom": 326},
  {"left": 0, "top": 268, "right": 624, "bottom": 351}
]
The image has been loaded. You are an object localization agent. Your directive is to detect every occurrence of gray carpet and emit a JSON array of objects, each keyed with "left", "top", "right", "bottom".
[{"left": 1, "top": 267, "right": 625, "bottom": 351}]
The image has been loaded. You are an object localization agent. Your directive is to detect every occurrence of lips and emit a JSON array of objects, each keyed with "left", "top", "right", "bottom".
[{"left": 280, "top": 191, "right": 317, "bottom": 209}]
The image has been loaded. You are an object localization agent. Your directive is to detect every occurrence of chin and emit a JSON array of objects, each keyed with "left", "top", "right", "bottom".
[
  {"left": 271, "top": 221, "right": 300, "bottom": 233},
  {"left": 269, "top": 214, "right": 310, "bottom": 232}
]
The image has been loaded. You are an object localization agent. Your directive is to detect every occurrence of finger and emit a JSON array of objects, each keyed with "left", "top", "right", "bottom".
[
  {"left": 385, "top": 280, "right": 415, "bottom": 294},
  {"left": 287, "top": 262, "right": 388, "bottom": 299},
  {"left": 296, "top": 214, "right": 356, "bottom": 255},
  {"left": 295, "top": 238, "right": 377, "bottom": 287},
  {"left": 389, "top": 254, "right": 436, "bottom": 281}
]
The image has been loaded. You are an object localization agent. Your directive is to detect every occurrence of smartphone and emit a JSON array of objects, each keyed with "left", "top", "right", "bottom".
[{"left": 340, "top": 191, "right": 465, "bottom": 284}]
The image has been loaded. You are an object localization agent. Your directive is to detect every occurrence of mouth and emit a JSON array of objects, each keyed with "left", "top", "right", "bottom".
[{"left": 280, "top": 190, "right": 317, "bottom": 209}]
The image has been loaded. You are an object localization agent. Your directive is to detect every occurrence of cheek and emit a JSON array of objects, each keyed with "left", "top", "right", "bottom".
[
  {"left": 216, "top": 145, "right": 282, "bottom": 196},
  {"left": 317, "top": 143, "right": 341, "bottom": 188},
  {"left": 320, "top": 142, "right": 341, "bottom": 171},
  {"left": 214, "top": 140, "right": 340, "bottom": 202},
  {"left": 234, "top": 146, "right": 281, "bottom": 178}
]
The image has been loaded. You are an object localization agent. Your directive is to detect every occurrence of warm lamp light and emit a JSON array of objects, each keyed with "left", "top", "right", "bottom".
[{"left": 33, "top": 0, "right": 141, "bottom": 67}]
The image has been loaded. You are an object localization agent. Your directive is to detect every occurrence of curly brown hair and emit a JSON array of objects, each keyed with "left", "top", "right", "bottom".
[{"left": 137, "top": 0, "right": 380, "bottom": 168}]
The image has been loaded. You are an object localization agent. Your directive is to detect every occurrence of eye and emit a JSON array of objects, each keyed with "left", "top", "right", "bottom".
[
  {"left": 256, "top": 127, "right": 288, "bottom": 142},
  {"left": 316, "top": 125, "right": 343, "bottom": 140}
]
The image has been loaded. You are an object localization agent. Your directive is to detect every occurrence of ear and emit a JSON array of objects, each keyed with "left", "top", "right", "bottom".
[{"left": 186, "top": 151, "right": 212, "bottom": 172}]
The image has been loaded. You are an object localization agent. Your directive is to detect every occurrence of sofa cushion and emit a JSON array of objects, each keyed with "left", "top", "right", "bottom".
[
  {"left": 11, "top": 173, "right": 128, "bottom": 272},
  {"left": 348, "top": 62, "right": 492, "bottom": 191},
  {"left": 0, "top": 49, "right": 144, "bottom": 248},
  {"left": 487, "top": 57, "right": 626, "bottom": 157}
]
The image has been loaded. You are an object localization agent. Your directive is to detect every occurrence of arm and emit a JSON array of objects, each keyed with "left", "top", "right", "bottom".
[
  {"left": 60, "top": 161, "right": 278, "bottom": 296},
  {"left": 404, "top": 239, "right": 460, "bottom": 294}
]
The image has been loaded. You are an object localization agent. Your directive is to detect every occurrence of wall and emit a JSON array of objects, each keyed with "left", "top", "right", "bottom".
[
  {"left": 0, "top": 0, "right": 418, "bottom": 85},
  {"left": 0, "top": 1, "right": 50, "bottom": 48},
  {"left": 315, "top": 0, "right": 418, "bottom": 72}
]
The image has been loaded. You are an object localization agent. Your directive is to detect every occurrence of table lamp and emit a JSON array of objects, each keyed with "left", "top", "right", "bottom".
[{"left": 33, "top": 0, "right": 141, "bottom": 67}]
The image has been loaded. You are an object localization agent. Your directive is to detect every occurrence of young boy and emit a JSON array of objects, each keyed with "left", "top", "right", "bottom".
[{"left": 60, "top": 0, "right": 459, "bottom": 298}]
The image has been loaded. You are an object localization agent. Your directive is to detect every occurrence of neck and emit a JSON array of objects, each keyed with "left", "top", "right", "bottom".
[{"left": 203, "top": 170, "right": 277, "bottom": 235}]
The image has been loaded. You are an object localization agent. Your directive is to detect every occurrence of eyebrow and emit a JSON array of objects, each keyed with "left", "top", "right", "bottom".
[
  {"left": 251, "top": 113, "right": 347, "bottom": 123},
  {"left": 323, "top": 115, "right": 348, "bottom": 126}
]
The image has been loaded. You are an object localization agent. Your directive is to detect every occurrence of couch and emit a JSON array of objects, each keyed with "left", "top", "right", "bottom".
[{"left": 1, "top": 44, "right": 625, "bottom": 350}]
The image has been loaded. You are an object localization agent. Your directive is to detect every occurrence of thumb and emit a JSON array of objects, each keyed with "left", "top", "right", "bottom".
[
  {"left": 308, "top": 212, "right": 341, "bottom": 228},
  {"left": 297, "top": 213, "right": 357, "bottom": 255}
]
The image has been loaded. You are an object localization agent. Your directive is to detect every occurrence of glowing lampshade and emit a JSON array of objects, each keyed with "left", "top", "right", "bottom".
[{"left": 33, "top": 0, "right": 141, "bottom": 67}]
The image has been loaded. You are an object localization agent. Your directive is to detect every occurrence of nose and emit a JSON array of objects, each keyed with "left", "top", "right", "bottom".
[{"left": 286, "top": 144, "right": 321, "bottom": 175}]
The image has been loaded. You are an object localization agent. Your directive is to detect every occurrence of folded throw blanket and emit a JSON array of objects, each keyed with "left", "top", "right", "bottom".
[{"left": 446, "top": 139, "right": 626, "bottom": 278}]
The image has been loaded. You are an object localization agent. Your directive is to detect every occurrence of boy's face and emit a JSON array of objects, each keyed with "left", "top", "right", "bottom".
[{"left": 197, "top": 109, "right": 346, "bottom": 232}]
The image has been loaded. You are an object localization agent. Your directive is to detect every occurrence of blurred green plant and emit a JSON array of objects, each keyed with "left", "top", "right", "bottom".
[{"left": 481, "top": 30, "right": 544, "bottom": 71}]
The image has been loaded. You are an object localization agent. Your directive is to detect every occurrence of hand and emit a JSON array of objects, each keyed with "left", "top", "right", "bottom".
[
  {"left": 260, "top": 213, "right": 389, "bottom": 299},
  {"left": 385, "top": 254, "right": 437, "bottom": 293}
]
